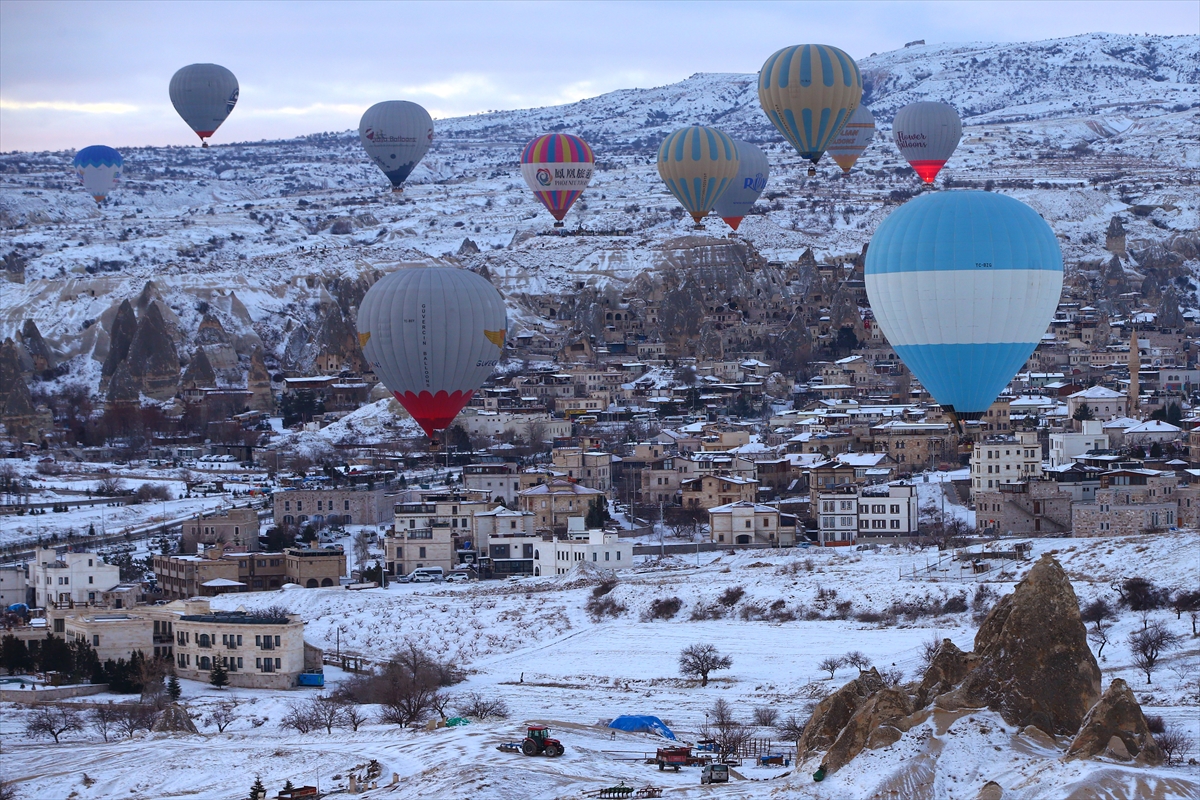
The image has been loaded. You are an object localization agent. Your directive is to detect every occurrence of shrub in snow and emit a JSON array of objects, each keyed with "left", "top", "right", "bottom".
[
  {"left": 1155, "top": 722, "right": 1194, "bottom": 766},
  {"left": 458, "top": 692, "right": 510, "bottom": 720},
  {"left": 586, "top": 594, "right": 625, "bottom": 621},
  {"left": 679, "top": 643, "right": 732, "bottom": 687},
  {"left": 717, "top": 586, "right": 745, "bottom": 607},
  {"left": 642, "top": 596, "right": 683, "bottom": 622}
]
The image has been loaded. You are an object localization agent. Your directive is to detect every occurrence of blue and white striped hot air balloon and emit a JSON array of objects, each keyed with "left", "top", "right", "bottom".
[
  {"left": 864, "top": 191, "right": 1063, "bottom": 423},
  {"left": 72, "top": 145, "right": 123, "bottom": 204},
  {"left": 657, "top": 125, "right": 739, "bottom": 228}
]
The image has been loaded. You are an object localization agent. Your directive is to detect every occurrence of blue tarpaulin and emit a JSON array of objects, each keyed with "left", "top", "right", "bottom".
[{"left": 608, "top": 715, "right": 676, "bottom": 740}]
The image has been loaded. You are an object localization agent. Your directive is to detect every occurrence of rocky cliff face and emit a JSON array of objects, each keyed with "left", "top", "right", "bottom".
[
  {"left": 125, "top": 301, "right": 181, "bottom": 401},
  {"left": 957, "top": 554, "right": 1101, "bottom": 736},
  {"left": 804, "top": 554, "right": 1138, "bottom": 780},
  {"left": 101, "top": 299, "right": 138, "bottom": 387}
]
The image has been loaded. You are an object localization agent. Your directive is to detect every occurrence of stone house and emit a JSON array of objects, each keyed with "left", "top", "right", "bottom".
[
  {"left": 1066, "top": 385, "right": 1128, "bottom": 421},
  {"left": 274, "top": 486, "right": 397, "bottom": 528},
  {"left": 519, "top": 479, "right": 605, "bottom": 532},
  {"left": 975, "top": 480, "right": 1074, "bottom": 536},
  {"left": 551, "top": 447, "right": 613, "bottom": 491},
  {"left": 969, "top": 431, "right": 1044, "bottom": 499},
  {"left": 1071, "top": 469, "right": 1179, "bottom": 537},
  {"left": 681, "top": 474, "right": 758, "bottom": 509},
  {"left": 181, "top": 506, "right": 261, "bottom": 553},
  {"left": 707, "top": 501, "right": 796, "bottom": 546}
]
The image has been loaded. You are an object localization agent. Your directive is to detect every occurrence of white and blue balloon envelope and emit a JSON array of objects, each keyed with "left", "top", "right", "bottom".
[{"left": 864, "top": 191, "right": 1063, "bottom": 419}]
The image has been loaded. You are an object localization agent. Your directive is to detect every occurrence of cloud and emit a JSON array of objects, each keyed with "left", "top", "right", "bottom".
[{"left": 0, "top": 98, "right": 140, "bottom": 114}]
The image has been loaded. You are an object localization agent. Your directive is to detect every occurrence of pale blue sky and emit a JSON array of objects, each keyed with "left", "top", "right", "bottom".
[{"left": 1, "top": 0, "right": 1197, "bottom": 152}]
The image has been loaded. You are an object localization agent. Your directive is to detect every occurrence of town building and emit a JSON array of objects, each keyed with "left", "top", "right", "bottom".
[
  {"left": 27, "top": 548, "right": 121, "bottom": 609},
  {"left": 274, "top": 485, "right": 397, "bottom": 528},
  {"left": 151, "top": 545, "right": 346, "bottom": 599},
  {"left": 975, "top": 480, "right": 1074, "bottom": 535},
  {"left": 1049, "top": 420, "right": 1109, "bottom": 468},
  {"left": 970, "top": 431, "right": 1043, "bottom": 498},
  {"left": 463, "top": 462, "right": 522, "bottom": 504},
  {"left": 518, "top": 479, "right": 605, "bottom": 532},
  {"left": 857, "top": 484, "right": 919, "bottom": 538},
  {"left": 1071, "top": 469, "right": 1179, "bottom": 537},
  {"left": 0, "top": 564, "right": 26, "bottom": 608},
  {"left": 816, "top": 489, "right": 860, "bottom": 547},
  {"left": 181, "top": 506, "right": 261, "bottom": 553},
  {"left": 167, "top": 600, "right": 320, "bottom": 689},
  {"left": 551, "top": 447, "right": 613, "bottom": 491},
  {"left": 708, "top": 501, "right": 797, "bottom": 546},
  {"left": 1066, "top": 385, "right": 1129, "bottom": 421},
  {"left": 681, "top": 474, "right": 759, "bottom": 509},
  {"left": 543, "top": 520, "right": 634, "bottom": 575}
]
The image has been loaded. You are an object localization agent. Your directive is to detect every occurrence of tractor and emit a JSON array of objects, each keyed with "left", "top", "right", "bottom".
[{"left": 522, "top": 725, "right": 565, "bottom": 757}]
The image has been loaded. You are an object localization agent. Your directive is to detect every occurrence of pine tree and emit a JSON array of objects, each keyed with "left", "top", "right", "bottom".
[
  {"left": 249, "top": 775, "right": 266, "bottom": 800},
  {"left": 282, "top": 780, "right": 295, "bottom": 794},
  {"left": 167, "top": 674, "right": 182, "bottom": 701},
  {"left": 209, "top": 660, "right": 229, "bottom": 689}
]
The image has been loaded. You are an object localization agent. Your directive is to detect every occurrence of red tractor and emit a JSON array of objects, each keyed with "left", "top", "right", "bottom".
[{"left": 522, "top": 725, "right": 565, "bottom": 757}]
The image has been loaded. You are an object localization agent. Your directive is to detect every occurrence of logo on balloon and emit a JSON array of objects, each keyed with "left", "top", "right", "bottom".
[
  {"left": 226, "top": 89, "right": 239, "bottom": 114},
  {"left": 364, "top": 128, "right": 376, "bottom": 141},
  {"left": 536, "top": 168, "right": 552, "bottom": 186}
]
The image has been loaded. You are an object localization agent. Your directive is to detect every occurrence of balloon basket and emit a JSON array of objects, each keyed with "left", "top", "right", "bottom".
[
  {"left": 807, "top": 167, "right": 816, "bottom": 177},
  {"left": 553, "top": 221, "right": 564, "bottom": 228},
  {"left": 201, "top": 141, "right": 209, "bottom": 149},
  {"left": 391, "top": 187, "right": 404, "bottom": 194},
  {"left": 692, "top": 223, "right": 705, "bottom": 231}
]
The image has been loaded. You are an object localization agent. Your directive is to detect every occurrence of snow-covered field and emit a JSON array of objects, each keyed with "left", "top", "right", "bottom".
[{"left": 3, "top": 533, "right": 1196, "bottom": 799}]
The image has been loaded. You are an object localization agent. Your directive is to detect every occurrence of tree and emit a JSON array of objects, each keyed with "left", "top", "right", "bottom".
[
  {"left": 1170, "top": 590, "right": 1200, "bottom": 630},
  {"left": 249, "top": 775, "right": 267, "bottom": 800},
  {"left": 1072, "top": 403, "right": 1095, "bottom": 422},
  {"left": 24, "top": 704, "right": 83, "bottom": 743},
  {"left": 819, "top": 656, "right": 846, "bottom": 680},
  {"left": 1127, "top": 621, "right": 1182, "bottom": 684},
  {"left": 679, "top": 644, "right": 732, "bottom": 687},
  {"left": 167, "top": 674, "right": 182, "bottom": 701},
  {"left": 843, "top": 651, "right": 871, "bottom": 671},
  {"left": 115, "top": 702, "right": 156, "bottom": 738},
  {"left": 1081, "top": 598, "right": 1116, "bottom": 658},
  {"left": 353, "top": 531, "right": 372, "bottom": 568},
  {"left": 280, "top": 700, "right": 318, "bottom": 734},
  {"left": 1114, "top": 577, "right": 1168, "bottom": 611},
  {"left": 310, "top": 696, "right": 346, "bottom": 734},
  {"left": 342, "top": 702, "right": 368, "bottom": 732},
  {"left": 776, "top": 712, "right": 807, "bottom": 742},
  {"left": 89, "top": 702, "right": 119, "bottom": 742},
  {"left": 0, "top": 634, "right": 30, "bottom": 675},
  {"left": 585, "top": 496, "right": 611, "bottom": 529},
  {"left": 752, "top": 706, "right": 779, "bottom": 727},
  {"left": 209, "top": 660, "right": 229, "bottom": 689},
  {"left": 207, "top": 701, "right": 238, "bottom": 732}
]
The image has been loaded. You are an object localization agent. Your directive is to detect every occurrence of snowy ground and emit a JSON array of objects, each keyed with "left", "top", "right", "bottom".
[{"left": 2, "top": 533, "right": 1197, "bottom": 799}]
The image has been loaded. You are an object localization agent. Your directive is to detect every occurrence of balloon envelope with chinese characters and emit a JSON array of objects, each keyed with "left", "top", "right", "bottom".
[{"left": 520, "top": 133, "right": 595, "bottom": 225}]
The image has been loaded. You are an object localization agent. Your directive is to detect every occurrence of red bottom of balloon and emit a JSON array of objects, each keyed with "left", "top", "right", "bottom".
[
  {"left": 910, "top": 160, "right": 946, "bottom": 183},
  {"left": 195, "top": 131, "right": 215, "bottom": 139},
  {"left": 395, "top": 390, "right": 474, "bottom": 438},
  {"left": 721, "top": 217, "right": 743, "bottom": 231}
]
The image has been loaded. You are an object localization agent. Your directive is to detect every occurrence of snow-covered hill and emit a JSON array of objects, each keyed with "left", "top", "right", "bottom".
[{"left": 1, "top": 33, "right": 1197, "bottom": 390}]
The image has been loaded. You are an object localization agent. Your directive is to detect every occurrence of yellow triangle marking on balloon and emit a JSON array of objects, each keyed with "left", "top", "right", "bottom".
[
  {"left": 483, "top": 330, "right": 505, "bottom": 348},
  {"left": 358, "top": 332, "right": 371, "bottom": 348}
]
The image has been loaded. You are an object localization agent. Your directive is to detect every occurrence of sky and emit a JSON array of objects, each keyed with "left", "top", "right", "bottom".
[{"left": 1, "top": 0, "right": 1197, "bottom": 152}]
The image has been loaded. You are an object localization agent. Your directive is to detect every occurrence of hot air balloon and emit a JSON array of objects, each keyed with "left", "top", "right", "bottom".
[
  {"left": 357, "top": 266, "right": 507, "bottom": 438},
  {"left": 892, "top": 101, "right": 962, "bottom": 183},
  {"left": 169, "top": 64, "right": 238, "bottom": 147},
  {"left": 714, "top": 140, "right": 769, "bottom": 232},
  {"left": 657, "top": 126, "right": 739, "bottom": 227},
  {"left": 864, "top": 191, "right": 1063, "bottom": 426},
  {"left": 758, "top": 44, "right": 862, "bottom": 175},
  {"left": 72, "top": 145, "right": 122, "bottom": 204},
  {"left": 520, "top": 133, "right": 595, "bottom": 227},
  {"left": 359, "top": 101, "right": 433, "bottom": 192},
  {"left": 827, "top": 104, "right": 875, "bottom": 174}
]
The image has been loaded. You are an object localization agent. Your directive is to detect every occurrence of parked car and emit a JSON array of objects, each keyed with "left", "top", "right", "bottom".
[
  {"left": 446, "top": 572, "right": 471, "bottom": 583},
  {"left": 701, "top": 764, "right": 729, "bottom": 784}
]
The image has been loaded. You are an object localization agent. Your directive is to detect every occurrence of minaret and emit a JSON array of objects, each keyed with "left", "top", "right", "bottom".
[{"left": 1128, "top": 325, "right": 1139, "bottom": 416}]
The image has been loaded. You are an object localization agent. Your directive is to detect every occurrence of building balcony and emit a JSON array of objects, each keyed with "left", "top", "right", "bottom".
[{"left": 406, "top": 529, "right": 434, "bottom": 540}]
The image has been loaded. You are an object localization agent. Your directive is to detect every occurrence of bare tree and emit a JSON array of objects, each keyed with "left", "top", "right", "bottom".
[
  {"left": 457, "top": 692, "right": 509, "bottom": 720},
  {"left": 207, "top": 701, "right": 238, "bottom": 733},
  {"left": 116, "top": 702, "right": 156, "bottom": 738},
  {"left": 429, "top": 692, "right": 454, "bottom": 721},
  {"left": 702, "top": 699, "right": 753, "bottom": 758},
  {"left": 25, "top": 705, "right": 83, "bottom": 743},
  {"left": 310, "top": 696, "right": 346, "bottom": 734},
  {"left": 843, "top": 651, "right": 871, "bottom": 671},
  {"left": 752, "top": 706, "right": 779, "bottom": 728},
  {"left": 353, "top": 531, "right": 372, "bottom": 568},
  {"left": 818, "top": 656, "right": 846, "bottom": 680},
  {"left": 280, "top": 700, "right": 318, "bottom": 734},
  {"left": 776, "top": 712, "right": 807, "bottom": 742},
  {"left": 679, "top": 644, "right": 732, "bottom": 687},
  {"left": 96, "top": 475, "right": 126, "bottom": 496},
  {"left": 1128, "top": 622, "right": 1183, "bottom": 684},
  {"left": 89, "top": 703, "right": 119, "bottom": 742},
  {"left": 1156, "top": 721, "right": 1194, "bottom": 766},
  {"left": 342, "top": 702, "right": 368, "bottom": 732}
]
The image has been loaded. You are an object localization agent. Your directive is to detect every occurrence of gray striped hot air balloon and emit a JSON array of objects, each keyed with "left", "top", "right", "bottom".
[
  {"left": 714, "top": 140, "right": 769, "bottom": 232},
  {"left": 357, "top": 266, "right": 506, "bottom": 438},
  {"left": 892, "top": 102, "right": 962, "bottom": 183},
  {"left": 169, "top": 64, "right": 239, "bottom": 147},
  {"left": 359, "top": 101, "right": 434, "bottom": 191}
]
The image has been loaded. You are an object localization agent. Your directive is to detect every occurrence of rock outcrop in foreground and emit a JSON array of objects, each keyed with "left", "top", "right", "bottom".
[{"left": 806, "top": 554, "right": 1155, "bottom": 778}]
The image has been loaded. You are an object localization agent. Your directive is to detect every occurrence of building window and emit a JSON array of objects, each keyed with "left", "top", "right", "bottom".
[
  {"left": 419, "top": 547, "right": 427, "bottom": 558},
  {"left": 92, "top": 634, "right": 100, "bottom": 646}
]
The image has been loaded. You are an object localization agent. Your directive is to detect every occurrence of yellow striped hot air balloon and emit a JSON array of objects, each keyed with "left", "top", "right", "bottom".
[
  {"left": 758, "top": 44, "right": 862, "bottom": 175},
  {"left": 656, "top": 125, "right": 739, "bottom": 228}
]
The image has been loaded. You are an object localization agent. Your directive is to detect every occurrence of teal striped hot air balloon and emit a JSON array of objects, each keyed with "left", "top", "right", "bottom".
[
  {"left": 758, "top": 44, "right": 862, "bottom": 171},
  {"left": 656, "top": 126, "right": 739, "bottom": 228}
]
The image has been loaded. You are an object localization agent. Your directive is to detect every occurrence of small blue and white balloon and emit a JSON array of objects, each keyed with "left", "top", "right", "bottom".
[{"left": 72, "top": 145, "right": 123, "bottom": 204}]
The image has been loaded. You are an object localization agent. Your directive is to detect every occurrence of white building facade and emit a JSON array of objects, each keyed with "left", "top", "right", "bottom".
[
  {"left": 28, "top": 548, "right": 121, "bottom": 608},
  {"left": 970, "top": 431, "right": 1043, "bottom": 497}
]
